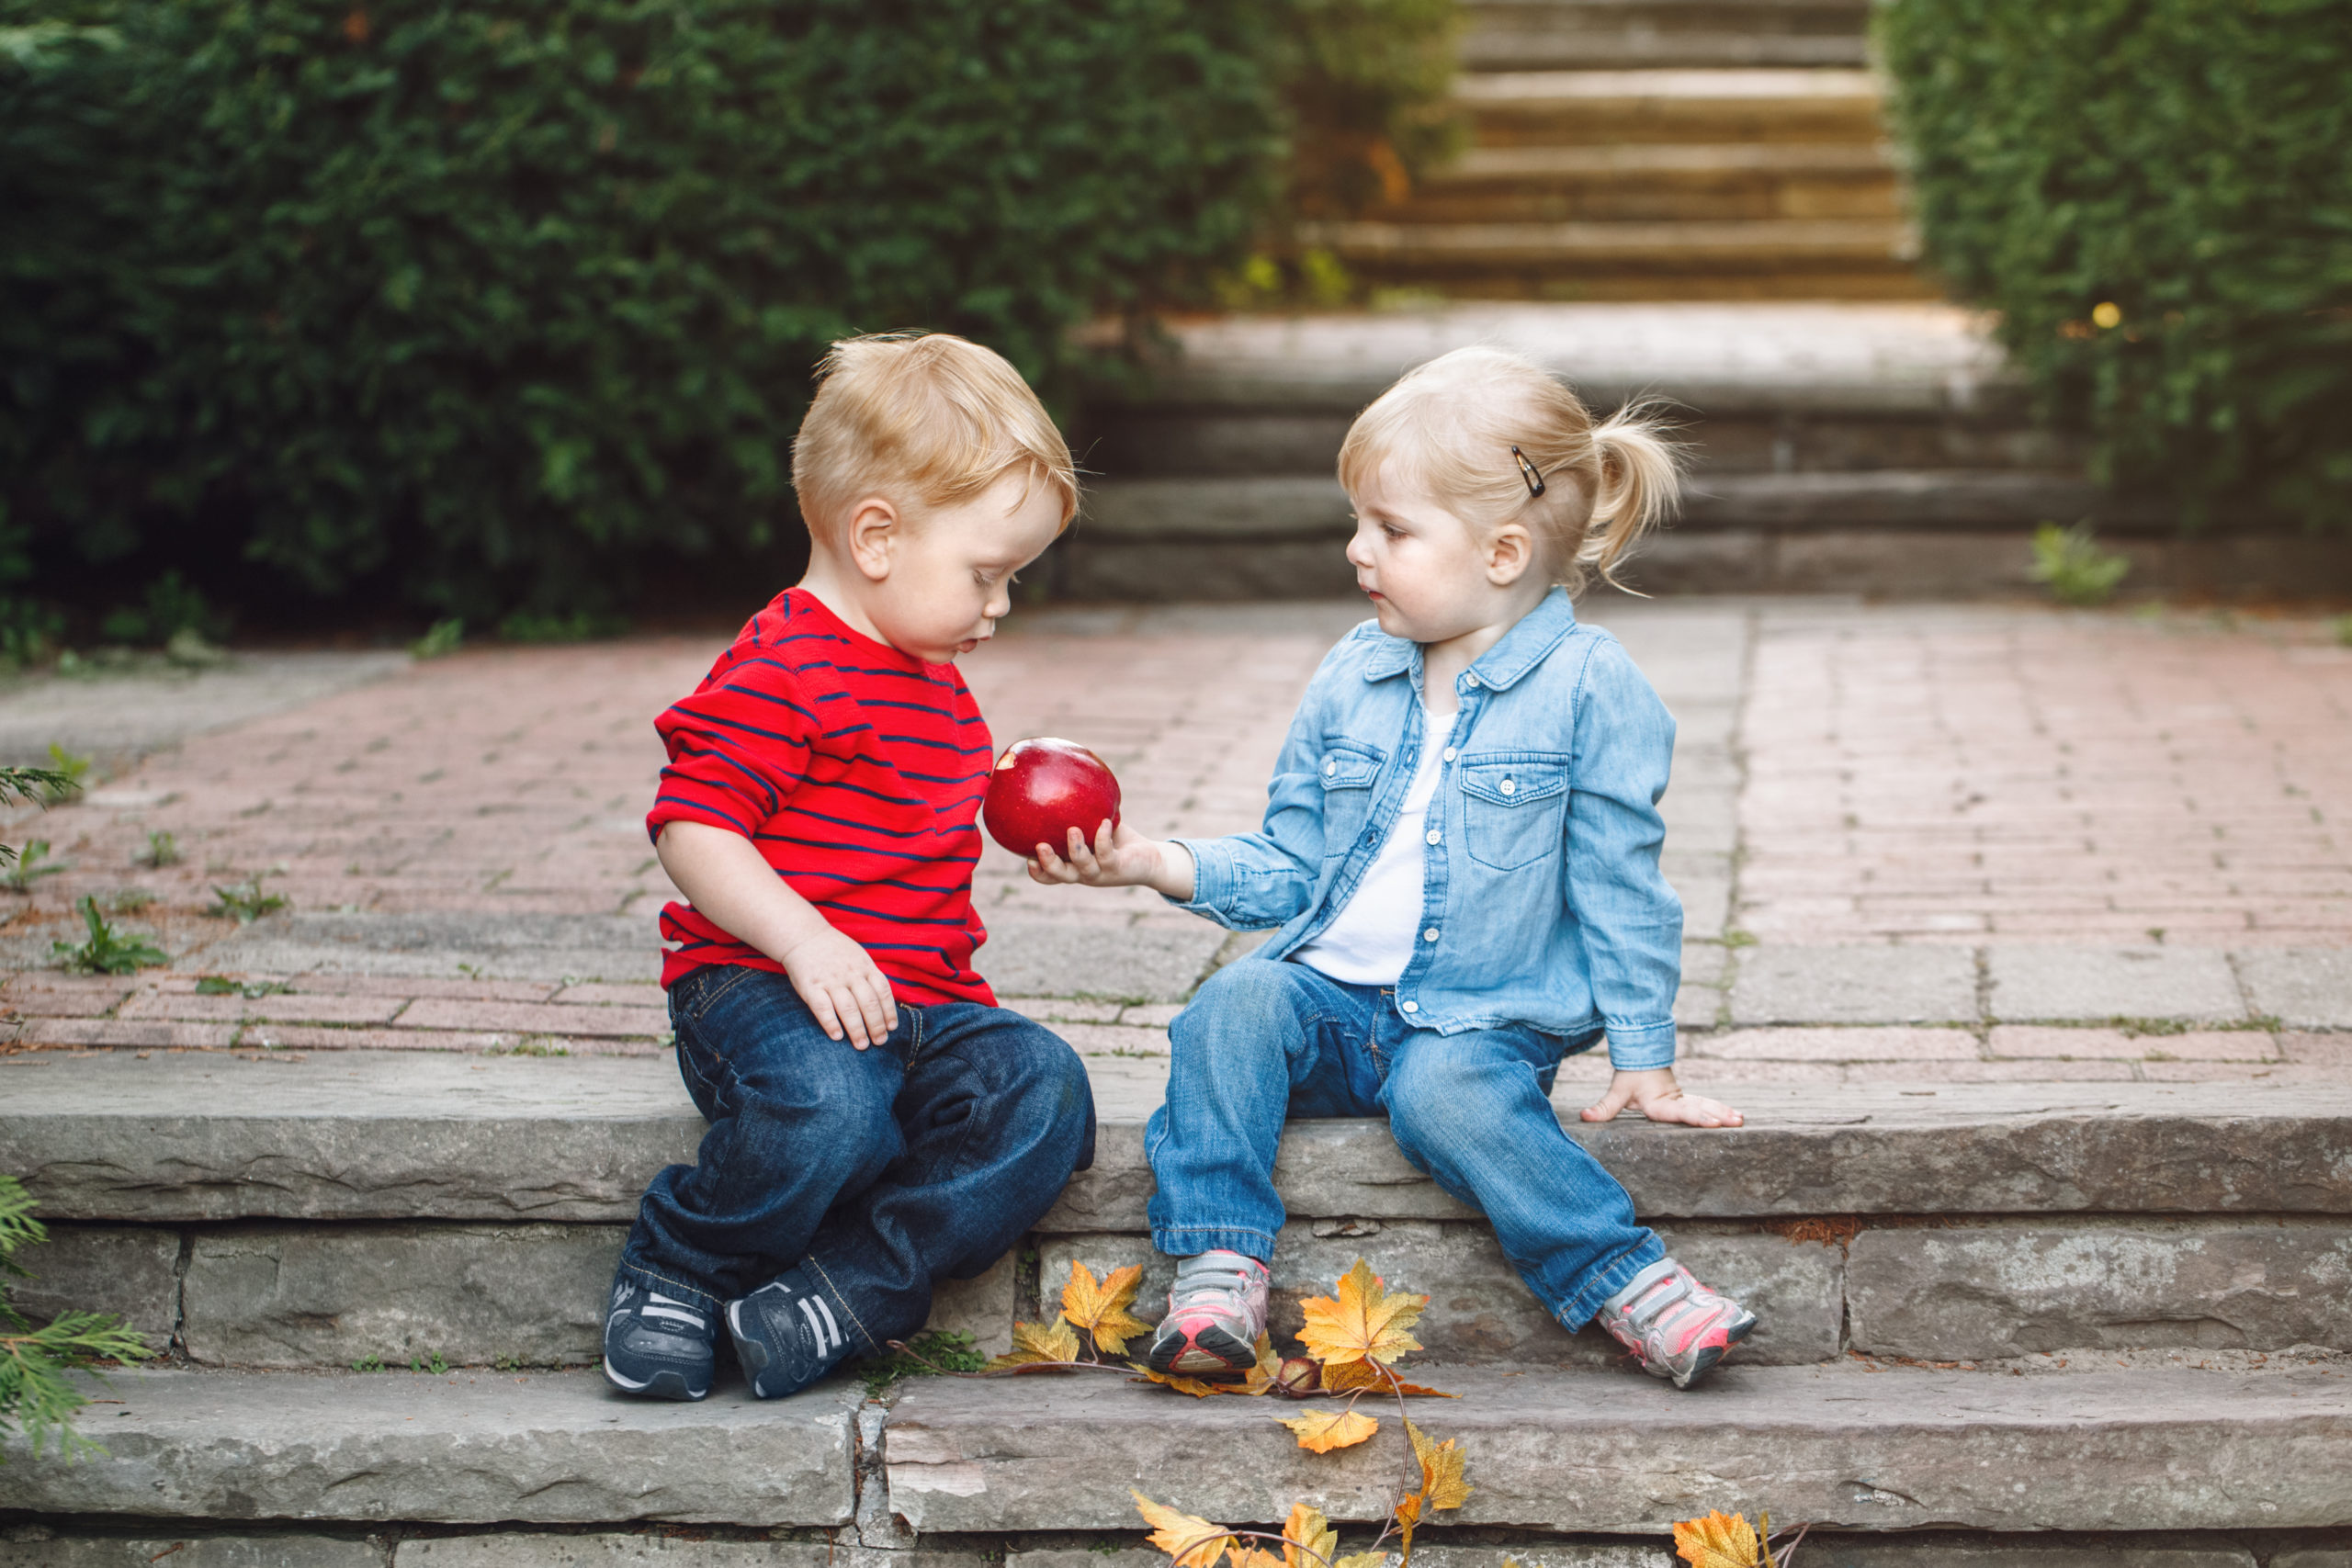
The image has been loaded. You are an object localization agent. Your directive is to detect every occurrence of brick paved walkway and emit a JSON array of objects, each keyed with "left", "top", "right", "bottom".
[{"left": 3, "top": 600, "right": 2346, "bottom": 1088}]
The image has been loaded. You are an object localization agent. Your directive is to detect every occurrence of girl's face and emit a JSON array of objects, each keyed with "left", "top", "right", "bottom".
[{"left": 1344, "top": 464, "right": 1534, "bottom": 645}]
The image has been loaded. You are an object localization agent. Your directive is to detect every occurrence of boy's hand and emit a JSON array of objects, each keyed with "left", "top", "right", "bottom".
[
  {"left": 777, "top": 924, "right": 899, "bottom": 1050},
  {"left": 1026, "top": 820, "right": 1195, "bottom": 900},
  {"left": 1581, "top": 1066, "right": 1743, "bottom": 1128}
]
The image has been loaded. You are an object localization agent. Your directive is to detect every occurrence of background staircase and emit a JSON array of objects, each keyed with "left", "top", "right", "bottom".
[
  {"left": 1302, "top": 0, "right": 1931, "bottom": 301},
  {"left": 6, "top": 1050, "right": 2350, "bottom": 1561}
]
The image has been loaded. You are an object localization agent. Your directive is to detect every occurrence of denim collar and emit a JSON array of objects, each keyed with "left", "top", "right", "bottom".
[{"left": 1360, "top": 587, "right": 1581, "bottom": 692}]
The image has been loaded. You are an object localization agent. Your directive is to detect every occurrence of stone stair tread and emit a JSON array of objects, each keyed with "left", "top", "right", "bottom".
[
  {"left": 884, "top": 1359, "right": 2352, "bottom": 1535},
  {"left": 1106, "top": 303, "right": 2005, "bottom": 409},
  {"left": 1463, "top": 33, "right": 1870, "bottom": 71},
  {"left": 1436, "top": 141, "right": 1894, "bottom": 180},
  {"left": 1304, "top": 218, "right": 1915, "bottom": 264},
  {"left": 1459, "top": 67, "right": 1882, "bottom": 104},
  {"left": 9, "top": 1051, "right": 2351, "bottom": 1224},
  {"left": 1, "top": 1367, "right": 864, "bottom": 1526}
]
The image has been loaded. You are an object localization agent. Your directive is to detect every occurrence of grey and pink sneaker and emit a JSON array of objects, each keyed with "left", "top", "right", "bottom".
[
  {"left": 1145, "top": 1249, "right": 1270, "bottom": 1379},
  {"left": 1594, "top": 1258, "right": 1757, "bottom": 1389}
]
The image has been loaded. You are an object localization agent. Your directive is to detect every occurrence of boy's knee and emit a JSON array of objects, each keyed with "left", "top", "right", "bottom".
[{"left": 1177, "top": 957, "right": 1316, "bottom": 1043}]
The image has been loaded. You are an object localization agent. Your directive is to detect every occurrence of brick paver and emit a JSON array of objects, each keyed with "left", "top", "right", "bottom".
[{"left": 3, "top": 599, "right": 2346, "bottom": 1085}]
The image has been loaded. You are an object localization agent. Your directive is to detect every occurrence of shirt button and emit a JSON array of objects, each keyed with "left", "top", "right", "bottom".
[
  {"left": 1423, "top": 928, "right": 1440, "bottom": 942},
  {"left": 1400, "top": 999, "right": 1419, "bottom": 1013},
  {"left": 1325, "top": 760, "right": 1337, "bottom": 776},
  {"left": 1442, "top": 747, "right": 1457, "bottom": 762},
  {"left": 1500, "top": 777, "right": 1517, "bottom": 795},
  {"left": 1463, "top": 673, "right": 1479, "bottom": 688},
  {"left": 1425, "top": 829, "right": 1441, "bottom": 845}
]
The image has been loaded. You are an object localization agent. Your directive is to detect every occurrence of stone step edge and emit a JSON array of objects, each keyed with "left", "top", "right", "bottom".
[
  {"left": 1078, "top": 474, "right": 2186, "bottom": 539},
  {"left": 7, "top": 1360, "right": 2350, "bottom": 1534},
  {"left": 8, "top": 1059, "right": 2350, "bottom": 1225}
]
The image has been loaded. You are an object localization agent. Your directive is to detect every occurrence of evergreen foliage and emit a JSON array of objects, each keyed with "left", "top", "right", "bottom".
[
  {"left": 2, "top": 1174, "right": 156, "bottom": 1462},
  {"left": 0, "top": 0, "right": 1303, "bottom": 621},
  {"left": 1878, "top": 0, "right": 2352, "bottom": 528}
]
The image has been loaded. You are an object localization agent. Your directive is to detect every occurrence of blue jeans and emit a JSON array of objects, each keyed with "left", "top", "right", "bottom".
[
  {"left": 1146, "top": 957, "right": 1665, "bottom": 1329},
  {"left": 618, "top": 964, "right": 1096, "bottom": 1353}
]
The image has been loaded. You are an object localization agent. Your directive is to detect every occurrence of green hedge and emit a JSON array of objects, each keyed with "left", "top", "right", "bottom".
[
  {"left": 0, "top": 0, "right": 1289, "bottom": 624},
  {"left": 1878, "top": 0, "right": 2352, "bottom": 529}
]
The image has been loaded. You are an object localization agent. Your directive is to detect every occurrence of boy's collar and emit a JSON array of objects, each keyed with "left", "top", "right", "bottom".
[{"left": 1362, "top": 587, "right": 1580, "bottom": 691}]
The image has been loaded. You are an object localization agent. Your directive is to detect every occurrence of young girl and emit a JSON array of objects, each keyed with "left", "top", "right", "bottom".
[{"left": 1030, "top": 345, "right": 1754, "bottom": 1389}]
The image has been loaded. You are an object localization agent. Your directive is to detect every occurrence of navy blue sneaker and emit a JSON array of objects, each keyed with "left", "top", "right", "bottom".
[
  {"left": 602, "top": 1275, "right": 715, "bottom": 1401},
  {"left": 727, "top": 1267, "right": 860, "bottom": 1399}
]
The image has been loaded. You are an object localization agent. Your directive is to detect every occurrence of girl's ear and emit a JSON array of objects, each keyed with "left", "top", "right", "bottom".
[
  {"left": 1486, "top": 522, "right": 1535, "bottom": 587},
  {"left": 845, "top": 497, "right": 900, "bottom": 581}
]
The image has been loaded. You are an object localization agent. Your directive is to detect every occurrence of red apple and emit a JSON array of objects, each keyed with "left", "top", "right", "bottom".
[{"left": 983, "top": 737, "right": 1122, "bottom": 859}]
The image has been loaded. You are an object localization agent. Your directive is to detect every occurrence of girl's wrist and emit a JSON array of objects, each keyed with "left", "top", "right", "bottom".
[{"left": 1153, "top": 840, "right": 1197, "bottom": 900}]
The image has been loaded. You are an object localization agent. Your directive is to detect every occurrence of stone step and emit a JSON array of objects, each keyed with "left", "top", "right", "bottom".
[
  {"left": 0, "top": 1367, "right": 865, "bottom": 1527},
  {"left": 8, "top": 1052, "right": 2352, "bottom": 1372},
  {"left": 1392, "top": 141, "right": 1902, "bottom": 225},
  {"left": 1457, "top": 69, "right": 1888, "bottom": 145},
  {"left": 883, "top": 1360, "right": 2352, "bottom": 1536},
  {"left": 10, "top": 1359, "right": 2350, "bottom": 1543},
  {"left": 1300, "top": 216, "right": 1918, "bottom": 271},
  {"left": 1461, "top": 1, "right": 1871, "bottom": 72}
]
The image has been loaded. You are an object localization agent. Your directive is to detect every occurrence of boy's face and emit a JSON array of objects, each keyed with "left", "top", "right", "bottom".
[{"left": 854, "top": 470, "right": 1065, "bottom": 664}]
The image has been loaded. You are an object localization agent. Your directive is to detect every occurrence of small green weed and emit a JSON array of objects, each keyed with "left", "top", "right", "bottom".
[
  {"left": 857, "top": 1329, "right": 986, "bottom": 1396},
  {"left": 100, "top": 570, "right": 229, "bottom": 648},
  {"left": 493, "top": 1354, "right": 524, "bottom": 1372},
  {"left": 2, "top": 839, "right": 68, "bottom": 892},
  {"left": 484, "top": 1039, "right": 569, "bottom": 1057},
  {"left": 205, "top": 875, "right": 287, "bottom": 923},
  {"left": 2028, "top": 523, "right": 2132, "bottom": 607},
  {"left": 497, "top": 610, "right": 628, "bottom": 644},
  {"left": 412, "top": 618, "right": 465, "bottom": 660},
  {"left": 53, "top": 896, "right": 166, "bottom": 974},
  {"left": 195, "top": 976, "right": 291, "bottom": 998},
  {"left": 411, "top": 1352, "right": 450, "bottom": 1375},
  {"left": 352, "top": 1354, "right": 386, "bottom": 1372},
  {"left": 136, "top": 829, "right": 180, "bottom": 868},
  {"left": 100, "top": 888, "right": 153, "bottom": 914},
  {"left": 43, "top": 744, "right": 89, "bottom": 800}
]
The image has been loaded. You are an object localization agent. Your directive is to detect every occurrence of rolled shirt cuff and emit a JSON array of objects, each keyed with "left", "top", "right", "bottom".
[{"left": 1604, "top": 1020, "right": 1677, "bottom": 1072}]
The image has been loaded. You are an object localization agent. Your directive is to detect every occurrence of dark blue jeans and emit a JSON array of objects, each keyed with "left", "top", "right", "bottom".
[
  {"left": 1146, "top": 957, "right": 1664, "bottom": 1329},
  {"left": 618, "top": 964, "right": 1096, "bottom": 1355}
]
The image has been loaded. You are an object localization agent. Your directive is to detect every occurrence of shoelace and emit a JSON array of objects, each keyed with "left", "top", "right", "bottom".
[
  {"left": 1170, "top": 1256, "right": 1261, "bottom": 1317},
  {"left": 1618, "top": 1269, "right": 1696, "bottom": 1335}
]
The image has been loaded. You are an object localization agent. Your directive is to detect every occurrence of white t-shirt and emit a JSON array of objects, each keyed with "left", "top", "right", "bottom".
[{"left": 1292, "top": 709, "right": 1456, "bottom": 987}]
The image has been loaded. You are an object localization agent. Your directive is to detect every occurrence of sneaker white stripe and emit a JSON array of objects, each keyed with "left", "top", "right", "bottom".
[
  {"left": 811, "top": 1294, "right": 843, "bottom": 1353},
  {"left": 641, "top": 1303, "right": 705, "bottom": 1328},
  {"left": 798, "top": 1296, "right": 836, "bottom": 1355}
]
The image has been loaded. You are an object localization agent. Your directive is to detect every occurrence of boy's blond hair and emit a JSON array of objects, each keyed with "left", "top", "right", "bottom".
[
  {"left": 1338, "top": 346, "right": 1682, "bottom": 595},
  {"left": 791, "top": 333, "right": 1078, "bottom": 546}
]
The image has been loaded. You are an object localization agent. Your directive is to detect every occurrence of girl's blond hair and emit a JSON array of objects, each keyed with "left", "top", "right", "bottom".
[
  {"left": 792, "top": 333, "right": 1077, "bottom": 545},
  {"left": 1337, "top": 345, "right": 1682, "bottom": 595}
]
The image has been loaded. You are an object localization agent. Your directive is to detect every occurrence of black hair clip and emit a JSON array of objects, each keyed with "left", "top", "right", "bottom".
[{"left": 1511, "top": 446, "right": 1546, "bottom": 499}]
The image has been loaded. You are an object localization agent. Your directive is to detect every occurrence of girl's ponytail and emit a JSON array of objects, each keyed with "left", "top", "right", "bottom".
[{"left": 1582, "top": 400, "right": 1685, "bottom": 591}]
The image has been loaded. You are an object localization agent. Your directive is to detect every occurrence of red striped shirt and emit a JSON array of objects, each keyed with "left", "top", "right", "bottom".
[{"left": 647, "top": 589, "right": 996, "bottom": 1006}]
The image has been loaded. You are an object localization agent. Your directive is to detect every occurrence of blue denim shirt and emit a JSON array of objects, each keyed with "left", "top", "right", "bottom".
[{"left": 1172, "top": 588, "right": 1682, "bottom": 1069}]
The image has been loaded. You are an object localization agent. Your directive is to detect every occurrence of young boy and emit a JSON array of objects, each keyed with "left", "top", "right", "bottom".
[{"left": 604, "top": 333, "right": 1095, "bottom": 1402}]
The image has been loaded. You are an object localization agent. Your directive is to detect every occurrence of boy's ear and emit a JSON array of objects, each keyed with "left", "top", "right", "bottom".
[
  {"left": 845, "top": 497, "right": 900, "bottom": 581},
  {"left": 1486, "top": 522, "right": 1535, "bottom": 587}
]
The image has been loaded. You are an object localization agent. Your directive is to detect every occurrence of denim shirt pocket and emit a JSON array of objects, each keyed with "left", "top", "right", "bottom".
[
  {"left": 1316, "top": 739, "right": 1386, "bottom": 857},
  {"left": 1458, "top": 753, "right": 1570, "bottom": 871}
]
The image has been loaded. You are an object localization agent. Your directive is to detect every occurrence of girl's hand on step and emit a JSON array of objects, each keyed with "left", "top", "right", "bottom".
[
  {"left": 1026, "top": 820, "right": 1195, "bottom": 900},
  {"left": 1581, "top": 1066, "right": 1744, "bottom": 1128}
]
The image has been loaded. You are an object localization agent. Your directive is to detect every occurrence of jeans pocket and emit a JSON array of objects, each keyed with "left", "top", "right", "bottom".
[{"left": 679, "top": 962, "right": 759, "bottom": 1024}]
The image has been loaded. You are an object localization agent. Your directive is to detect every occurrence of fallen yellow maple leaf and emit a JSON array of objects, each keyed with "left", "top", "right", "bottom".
[
  {"left": 1062, "top": 1261, "right": 1153, "bottom": 1357},
  {"left": 1320, "top": 1359, "right": 1455, "bottom": 1398},
  {"left": 988, "top": 1317, "right": 1080, "bottom": 1370},
  {"left": 1273, "top": 1405, "right": 1380, "bottom": 1453},
  {"left": 1131, "top": 1364, "right": 1238, "bottom": 1398},
  {"left": 1674, "top": 1511, "right": 1760, "bottom": 1568},
  {"left": 1406, "top": 1419, "right": 1473, "bottom": 1512},
  {"left": 1330, "top": 1555, "right": 1385, "bottom": 1568},
  {"left": 1298, "top": 1258, "right": 1424, "bottom": 1368},
  {"left": 1230, "top": 1550, "right": 1284, "bottom": 1568},
  {"left": 1134, "top": 1490, "right": 1235, "bottom": 1568},
  {"left": 1241, "top": 1333, "right": 1283, "bottom": 1396},
  {"left": 1282, "top": 1503, "right": 1338, "bottom": 1568}
]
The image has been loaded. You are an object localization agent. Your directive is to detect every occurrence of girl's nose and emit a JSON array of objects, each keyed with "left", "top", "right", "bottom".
[{"left": 1345, "top": 533, "right": 1373, "bottom": 568}]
